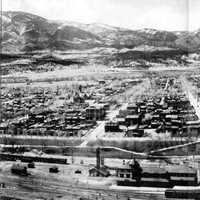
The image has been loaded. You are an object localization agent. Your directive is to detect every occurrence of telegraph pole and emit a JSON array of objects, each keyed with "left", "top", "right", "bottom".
[{"left": 0, "top": 0, "right": 2, "bottom": 123}]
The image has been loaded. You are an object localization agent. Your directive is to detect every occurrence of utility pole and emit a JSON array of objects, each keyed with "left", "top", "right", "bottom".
[
  {"left": 0, "top": 0, "right": 2, "bottom": 123},
  {"left": 71, "top": 147, "right": 74, "bottom": 164}
]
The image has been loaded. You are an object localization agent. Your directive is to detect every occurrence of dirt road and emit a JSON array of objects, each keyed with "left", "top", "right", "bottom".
[
  {"left": 79, "top": 103, "right": 128, "bottom": 147},
  {"left": 181, "top": 77, "right": 200, "bottom": 119}
]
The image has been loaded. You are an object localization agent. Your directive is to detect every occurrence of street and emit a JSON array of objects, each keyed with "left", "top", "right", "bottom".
[{"left": 80, "top": 103, "right": 128, "bottom": 147}]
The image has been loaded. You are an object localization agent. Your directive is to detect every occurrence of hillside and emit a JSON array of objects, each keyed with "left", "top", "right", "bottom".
[{"left": 1, "top": 11, "right": 200, "bottom": 53}]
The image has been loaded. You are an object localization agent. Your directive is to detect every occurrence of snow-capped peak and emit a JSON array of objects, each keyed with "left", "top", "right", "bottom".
[{"left": 138, "top": 28, "right": 159, "bottom": 35}]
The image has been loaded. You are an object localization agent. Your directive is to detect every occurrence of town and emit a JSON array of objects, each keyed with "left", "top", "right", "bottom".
[
  {"left": 1, "top": 65, "right": 200, "bottom": 199},
  {"left": 2, "top": 1, "right": 200, "bottom": 199}
]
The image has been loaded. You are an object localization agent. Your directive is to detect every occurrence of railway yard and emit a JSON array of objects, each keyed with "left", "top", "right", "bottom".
[{"left": 1, "top": 65, "right": 200, "bottom": 200}]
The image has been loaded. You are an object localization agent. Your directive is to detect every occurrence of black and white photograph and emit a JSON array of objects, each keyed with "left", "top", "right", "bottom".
[{"left": 1, "top": 0, "right": 200, "bottom": 199}]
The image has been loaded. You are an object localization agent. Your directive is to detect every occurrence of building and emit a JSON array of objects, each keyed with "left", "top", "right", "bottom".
[
  {"left": 125, "top": 127, "right": 144, "bottom": 137},
  {"left": 89, "top": 166, "right": 110, "bottom": 177},
  {"left": 105, "top": 121, "right": 120, "bottom": 132},
  {"left": 116, "top": 163, "right": 132, "bottom": 178},
  {"left": 112, "top": 161, "right": 198, "bottom": 187},
  {"left": 86, "top": 106, "right": 106, "bottom": 121},
  {"left": 89, "top": 147, "right": 110, "bottom": 177},
  {"left": 125, "top": 115, "right": 140, "bottom": 126},
  {"left": 11, "top": 163, "right": 28, "bottom": 176}
]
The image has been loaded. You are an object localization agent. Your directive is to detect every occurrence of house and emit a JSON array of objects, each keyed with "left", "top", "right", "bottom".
[
  {"left": 89, "top": 166, "right": 110, "bottom": 177},
  {"left": 115, "top": 163, "right": 132, "bottom": 178},
  {"left": 105, "top": 121, "right": 120, "bottom": 132},
  {"left": 49, "top": 166, "right": 59, "bottom": 173},
  {"left": 127, "top": 104, "right": 138, "bottom": 114},
  {"left": 11, "top": 163, "right": 28, "bottom": 176},
  {"left": 125, "top": 115, "right": 140, "bottom": 126},
  {"left": 183, "top": 125, "right": 200, "bottom": 137},
  {"left": 165, "top": 115, "right": 179, "bottom": 122},
  {"left": 125, "top": 126, "right": 144, "bottom": 137},
  {"left": 116, "top": 118, "right": 126, "bottom": 126},
  {"left": 65, "top": 116, "right": 83, "bottom": 125},
  {"left": 86, "top": 106, "right": 106, "bottom": 121},
  {"left": 0, "top": 123, "right": 8, "bottom": 134},
  {"left": 151, "top": 121, "right": 160, "bottom": 129},
  {"left": 140, "top": 105, "right": 146, "bottom": 113}
]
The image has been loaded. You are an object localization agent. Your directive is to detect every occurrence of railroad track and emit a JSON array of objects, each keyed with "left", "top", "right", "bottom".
[{"left": 0, "top": 172, "right": 165, "bottom": 200}]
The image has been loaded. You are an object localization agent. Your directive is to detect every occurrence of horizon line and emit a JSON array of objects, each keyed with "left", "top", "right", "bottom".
[{"left": 2, "top": 10, "right": 197, "bottom": 33}]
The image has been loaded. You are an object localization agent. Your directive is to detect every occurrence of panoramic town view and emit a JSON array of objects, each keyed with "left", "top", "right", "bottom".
[{"left": 1, "top": 0, "right": 200, "bottom": 199}]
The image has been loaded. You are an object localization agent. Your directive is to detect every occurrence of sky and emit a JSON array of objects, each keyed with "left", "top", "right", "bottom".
[{"left": 1, "top": 0, "right": 200, "bottom": 31}]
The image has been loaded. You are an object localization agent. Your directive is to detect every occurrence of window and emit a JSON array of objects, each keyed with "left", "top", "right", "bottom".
[
  {"left": 120, "top": 174, "right": 124, "bottom": 178},
  {"left": 126, "top": 174, "right": 130, "bottom": 178}
]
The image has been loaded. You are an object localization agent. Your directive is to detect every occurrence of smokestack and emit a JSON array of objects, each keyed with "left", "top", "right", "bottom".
[
  {"left": 96, "top": 147, "right": 101, "bottom": 170},
  {"left": 101, "top": 157, "right": 104, "bottom": 166}
]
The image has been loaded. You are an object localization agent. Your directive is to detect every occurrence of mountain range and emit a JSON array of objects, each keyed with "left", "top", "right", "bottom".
[{"left": 1, "top": 11, "right": 200, "bottom": 53}]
